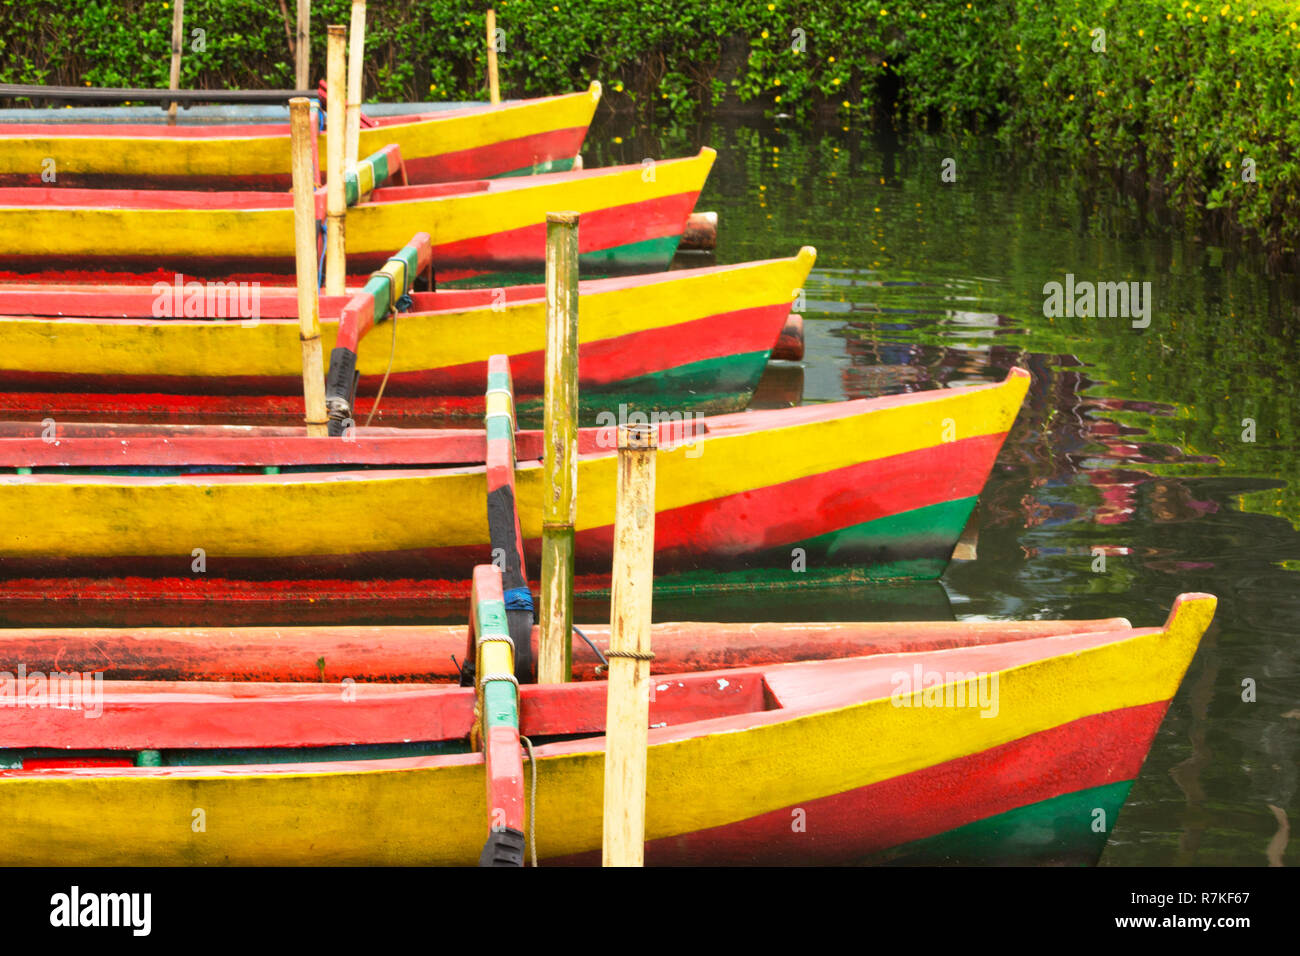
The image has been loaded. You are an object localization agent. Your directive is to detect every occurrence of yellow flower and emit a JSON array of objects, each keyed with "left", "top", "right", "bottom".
[
  {"left": 1220, "top": 4, "right": 1228, "bottom": 14},
  {"left": 1016, "top": 44, "right": 1022, "bottom": 51},
  {"left": 920, "top": 10, "right": 926, "bottom": 17},
  {"left": 1225, "top": 161, "right": 1232, "bottom": 168},
  {"left": 774, "top": 78, "right": 781, "bottom": 86},
  {"left": 613, "top": 136, "right": 623, "bottom": 144},
  {"left": 832, "top": 77, "right": 841, "bottom": 85},
  {"left": 761, "top": 29, "right": 769, "bottom": 38},
  {"left": 767, "top": 2, "right": 774, "bottom": 8},
  {"left": 775, "top": 95, "right": 781, "bottom": 103},
  {"left": 1097, "top": 90, "right": 1105, "bottom": 96},
  {"left": 1068, "top": 93, "right": 1075, "bottom": 100},
  {"left": 842, "top": 100, "right": 850, "bottom": 108},
  {"left": 828, "top": 56, "right": 835, "bottom": 63},
  {"left": 879, "top": 8, "right": 888, "bottom": 15},
  {"left": 1138, "top": 29, "right": 1144, "bottom": 37}
]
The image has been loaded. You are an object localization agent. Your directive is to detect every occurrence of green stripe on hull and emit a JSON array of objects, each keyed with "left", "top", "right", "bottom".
[
  {"left": 445, "top": 236, "right": 682, "bottom": 289},
  {"left": 642, "top": 497, "right": 979, "bottom": 596},
  {"left": 495, "top": 157, "right": 577, "bottom": 178},
  {"left": 512, "top": 351, "right": 771, "bottom": 426},
  {"left": 864, "top": 781, "right": 1134, "bottom": 866}
]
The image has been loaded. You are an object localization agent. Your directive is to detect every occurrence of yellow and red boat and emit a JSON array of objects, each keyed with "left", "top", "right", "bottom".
[
  {"left": 0, "top": 247, "right": 815, "bottom": 424},
  {"left": 0, "top": 148, "right": 715, "bottom": 285},
  {"left": 0, "top": 588, "right": 1216, "bottom": 866},
  {"left": 0, "top": 84, "right": 601, "bottom": 189},
  {"left": 0, "top": 368, "right": 1031, "bottom": 618}
]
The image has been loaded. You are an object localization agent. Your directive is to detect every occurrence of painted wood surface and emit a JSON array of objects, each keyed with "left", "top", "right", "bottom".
[
  {"left": 0, "top": 250, "right": 811, "bottom": 423},
  {"left": 0, "top": 85, "right": 601, "bottom": 188},
  {"left": 0, "top": 595, "right": 1216, "bottom": 865},
  {"left": 0, "top": 370, "right": 1031, "bottom": 585}
]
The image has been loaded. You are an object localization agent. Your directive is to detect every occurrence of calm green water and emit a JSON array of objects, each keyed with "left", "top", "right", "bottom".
[{"left": 586, "top": 114, "right": 1300, "bottom": 867}]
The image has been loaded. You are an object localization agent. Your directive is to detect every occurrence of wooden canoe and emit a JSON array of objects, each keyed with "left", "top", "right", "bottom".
[
  {"left": 0, "top": 593, "right": 1217, "bottom": 865},
  {"left": 0, "top": 368, "right": 1030, "bottom": 596},
  {"left": 0, "top": 249, "right": 815, "bottom": 424},
  {"left": 0, "top": 149, "right": 715, "bottom": 284},
  {"left": 0, "top": 85, "right": 601, "bottom": 189}
]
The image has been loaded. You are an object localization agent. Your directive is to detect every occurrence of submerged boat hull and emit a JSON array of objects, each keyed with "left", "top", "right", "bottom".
[
  {"left": 0, "top": 86, "right": 601, "bottom": 189},
  {"left": 0, "top": 595, "right": 1216, "bottom": 865}
]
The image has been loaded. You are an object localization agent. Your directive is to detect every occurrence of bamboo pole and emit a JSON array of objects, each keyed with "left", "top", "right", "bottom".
[
  {"left": 345, "top": 0, "right": 366, "bottom": 170},
  {"left": 538, "top": 212, "right": 579, "bottom": 684},
  {"left": 295, "top": 0, "right": 310, "bottom": 90},
  {"left": 324, "top": 25, "right": 346, "bottom": 296},
  {"left": 166, "top": 0, "right": 184, "bottom": 125},
  {"left": 289, "top": 98, "right": 329, "bottom": 438},
  {"left": 601, "top": 423, "right": 657, "bottom": 867},
  {"left": 486, "top": 9, "right": 501, "bottom": 105}
]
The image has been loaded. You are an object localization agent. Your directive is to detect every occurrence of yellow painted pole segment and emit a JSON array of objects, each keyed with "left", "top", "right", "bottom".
[
  {"left": 289, "top": 98, "right": 329, "bottom": 438},
  {"left": 345, "top": 0, "right": 366, "bottom": 171},
  {"left": 325, "top": 25, "right": 347, "bottom": 296},
  {"left": 538, "top": 212, "right": 579, "bottom": 684},
  {"left": 602, "top": 423, "right": 658, "bottom": 867},
  {"left": 167, "top": 0, "right": 184, "bottom": 125},
  {"left": 486, "top": 9, "right": 501, "bottom": 105},
  {"left": 295, "top": 0, "right": 310, "bottom": 89}
]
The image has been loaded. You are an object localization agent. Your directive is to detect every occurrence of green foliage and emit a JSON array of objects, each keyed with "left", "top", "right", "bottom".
[{"left": 1, "top": 1, "right": 1299, "bottom": 258}]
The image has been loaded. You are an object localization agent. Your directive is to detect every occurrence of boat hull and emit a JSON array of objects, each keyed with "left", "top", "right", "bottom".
[
  {"left": 0, "top": 371, "right": 1031, "bottom": 606},
  {"left": 0, "top": 595, "right": 1216, "bottom": 865},
  {"left": 0, "top": 251, "right": 814, "bottom": 424},
  {"left": 0, "top": 150, "right": 714, "bottom": 285},
  {"left": 0, "top": 86, "right": 600, "bottom": 189}
]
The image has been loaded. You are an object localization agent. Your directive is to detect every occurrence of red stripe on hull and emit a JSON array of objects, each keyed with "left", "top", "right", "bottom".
[
  {"left": 548, "top": 702, "right": 1168, "bottom": 865},
  {"left": 401, "top": 126, "right": 588, "bottom": 181}
]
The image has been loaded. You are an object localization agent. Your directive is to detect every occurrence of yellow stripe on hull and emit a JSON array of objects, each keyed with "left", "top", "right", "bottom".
[
  {"left": 0, "top": 250, "right": 814, "bottom": 379},
  {"left": 0, "top": 370, "right": 1028, "bottom": 560},
  {"left": 0, "top": 596, "right": 1213, "bottom": 865},
  {"left": 0, "top": 149, "right": 712, "bottom": 260},
  {"left": 0, "top": 86, "right": 600, "bottom": 180}
]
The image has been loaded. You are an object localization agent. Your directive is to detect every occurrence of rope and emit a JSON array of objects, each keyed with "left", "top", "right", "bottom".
[
  {"left": 316, "top": 220, "right": 326, "bottom": 290},
  {"left": 573, "top": 624, "right": 609, "bottom": 672},
  {"left": 604, "top": 649, "right": 655, "bottom": 661},
  {"left": 520, "top": 735, "right": 538, "bottom": 868},
  {"left": 363, "top": 308, "right": 397, "bottom": 427}
]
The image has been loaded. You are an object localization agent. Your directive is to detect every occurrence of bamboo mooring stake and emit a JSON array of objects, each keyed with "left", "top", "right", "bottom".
[
  {"left": 486, "top": 9, "right": 501, "bottom": 105},
  {"left": 167, "top": 0, "right": 185, "bottom": 125},
  {"left": 295, "top": 0, "right": 310, "bottom": 90},
  {"left": 538, "top": 211, "right": 580, "bottom": 684},
  {"left": 289, "top": 97, "right": 330, "bottom": 438},
  {"left": 324, "top": 25, "right": 347, "bottom": 296},
  {"left": 601, "top": 423, "right": 658, "bottom": 867},
  {"left": 345, "top": 0, "right": 366, "bottom": 170}
]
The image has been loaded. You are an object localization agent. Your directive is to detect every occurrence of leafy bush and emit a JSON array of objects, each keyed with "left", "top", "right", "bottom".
[{"left": 2, "top": 1, "right": 1298, "bottom": 261}]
